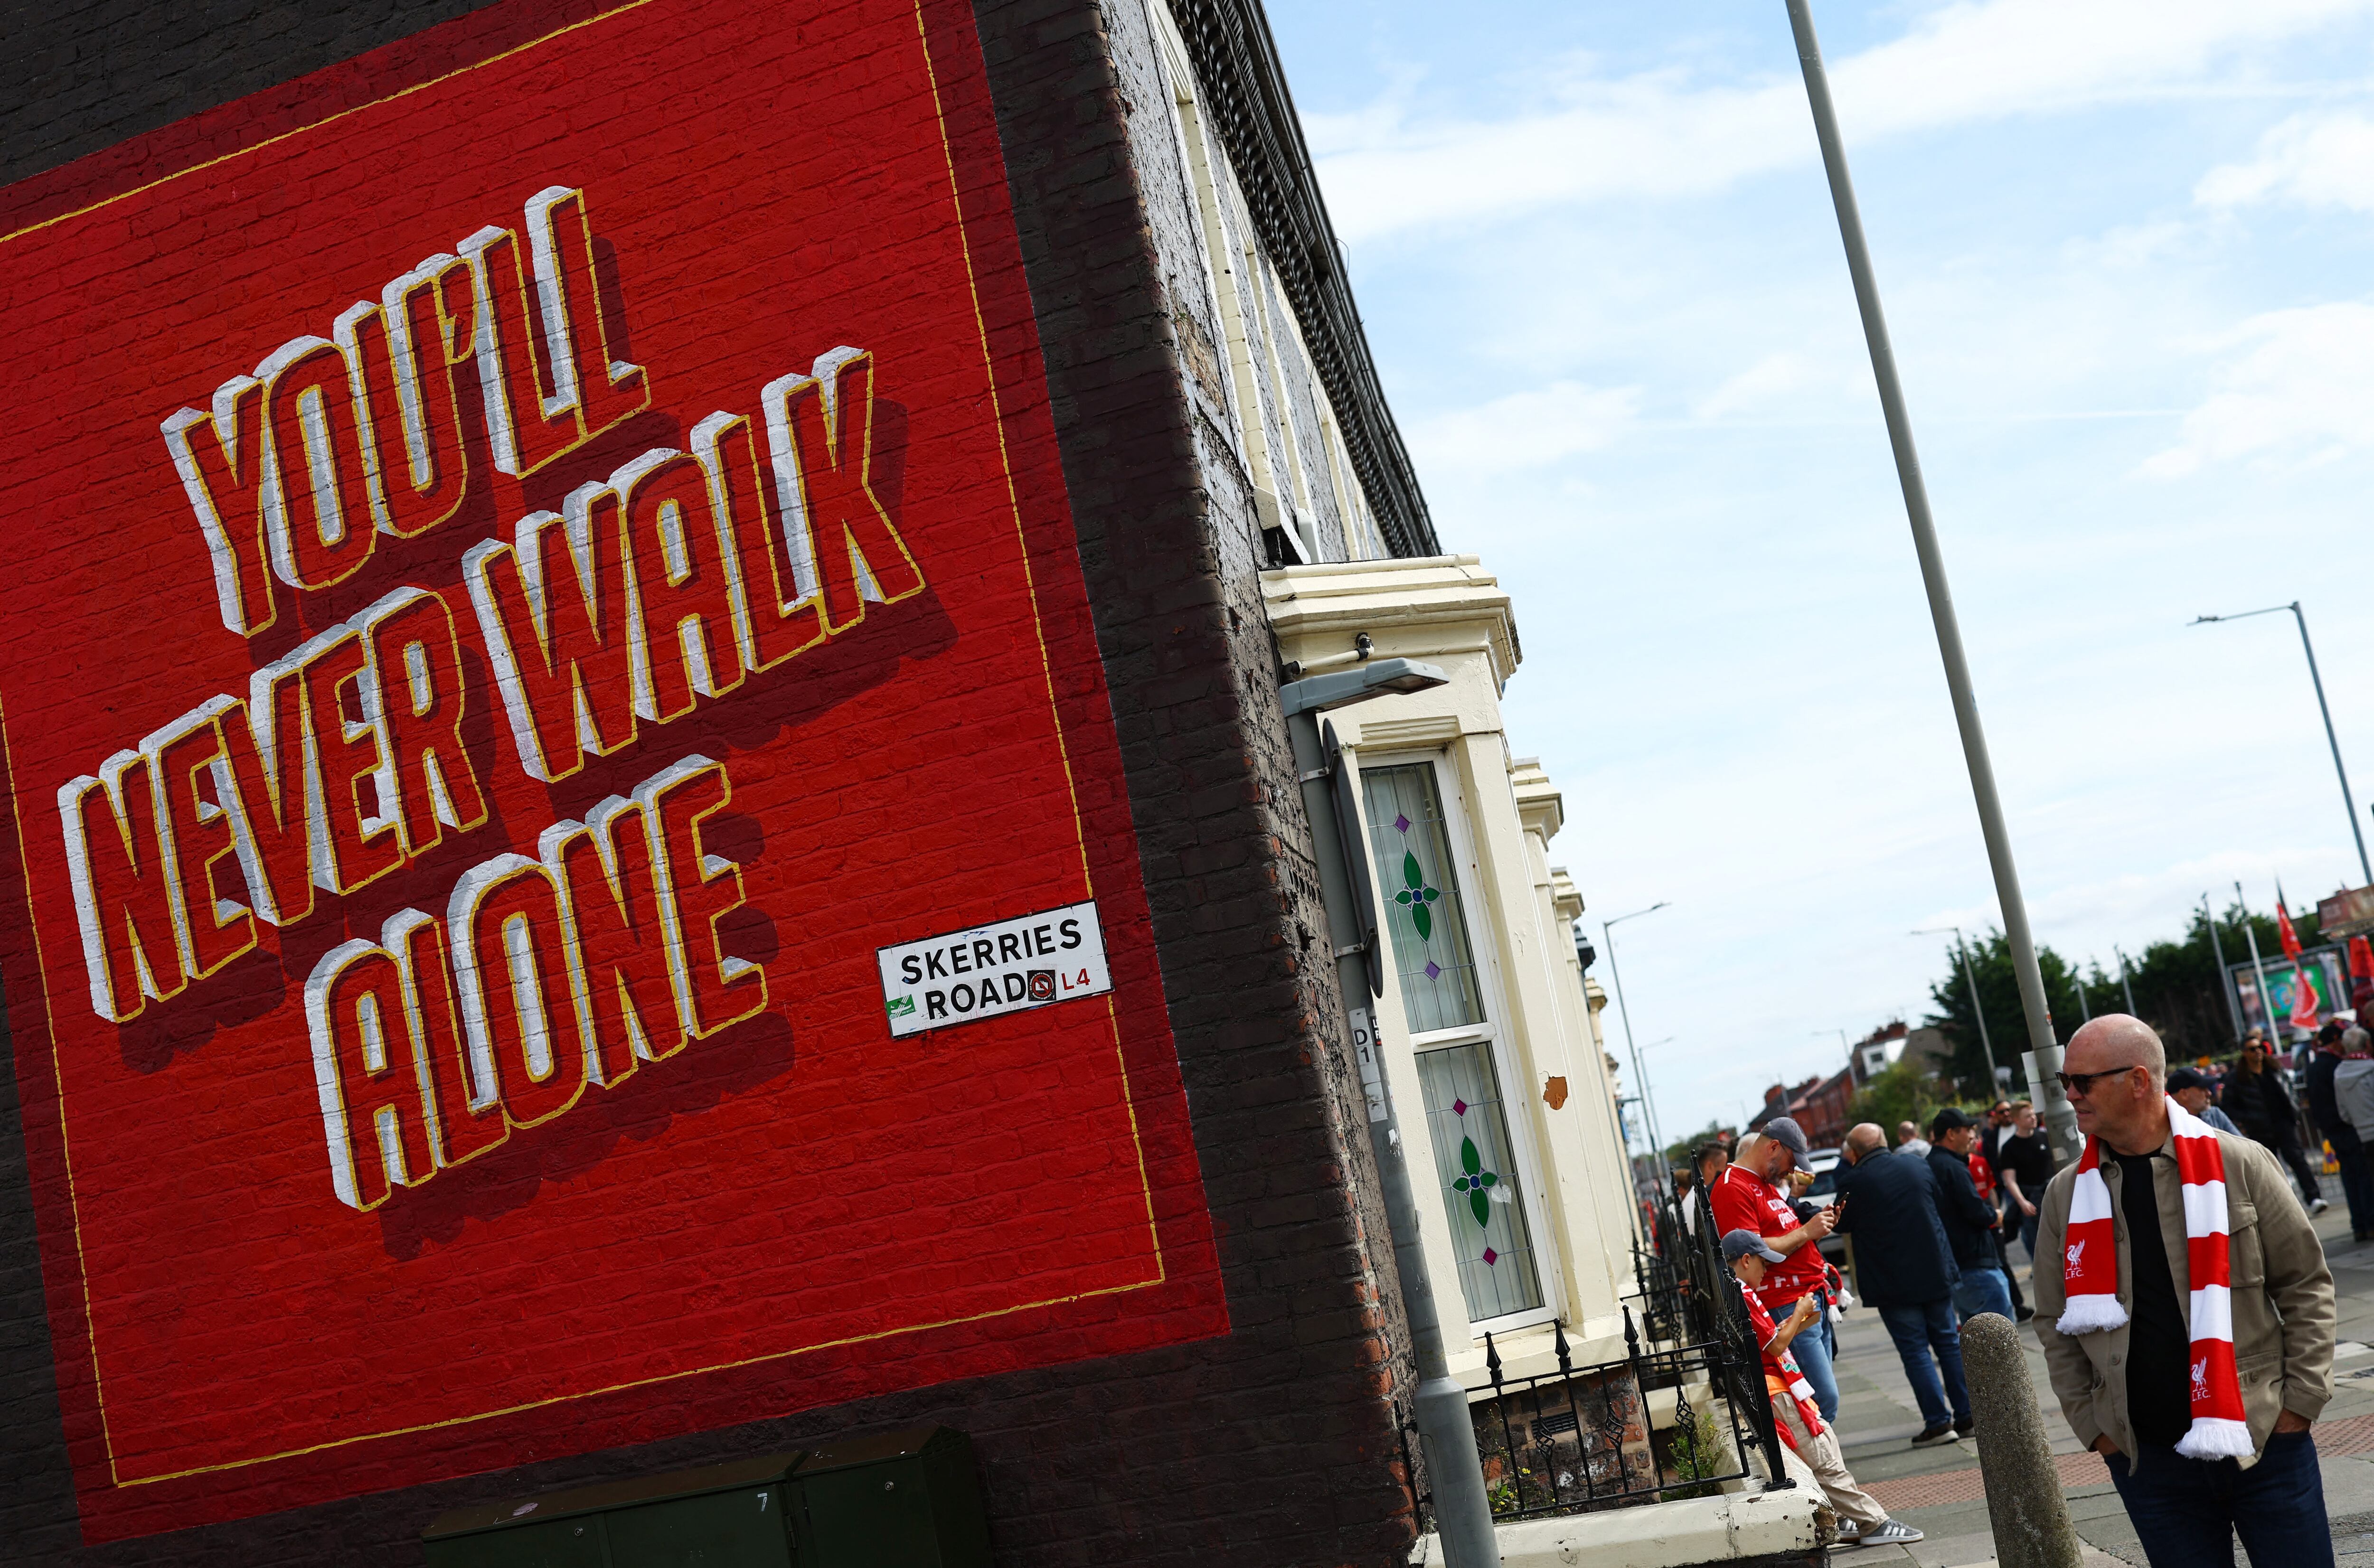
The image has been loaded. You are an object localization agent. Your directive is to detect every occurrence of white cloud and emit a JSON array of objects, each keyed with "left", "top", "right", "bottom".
[
  {"left": 1407, "top": 380, "right": 1640, "bottom": 474},
  {"left": 1693, "top": 353, "right": 1825, "bottom": 421},
  {"left": 2198, "top": 110, "right": 2374, "bottom": 211},
  {"left": 1309, "top": 0, "right": 2374, "bottom": 241},
  {"left": 2139, "top": 301, "right": 2374, "bottom": 477}
]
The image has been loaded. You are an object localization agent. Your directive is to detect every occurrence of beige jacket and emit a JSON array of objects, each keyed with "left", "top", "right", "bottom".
[{"left": 2032, "top": 1125, "right": 2334, "bottom": 1469}]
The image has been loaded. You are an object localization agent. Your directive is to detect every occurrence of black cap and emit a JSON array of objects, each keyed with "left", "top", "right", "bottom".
[
  {"left": 1930, "top": 1106, "right": 1975, "bottom": 1137},
  {"left": 2167, "top": 1066, "right": 2212, "bottom": 1094},
  {"left": 1720, "top": 1229, "right": 1788, "bottom": 1266},
  {"left": 1762, "top": 1117, "right": 1809, "bottom": 1157}
]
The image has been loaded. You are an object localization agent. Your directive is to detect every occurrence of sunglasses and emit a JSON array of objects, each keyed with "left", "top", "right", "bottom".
[{"left": 2054, "top": 1065, "right": 2141, "bottom": 1098}]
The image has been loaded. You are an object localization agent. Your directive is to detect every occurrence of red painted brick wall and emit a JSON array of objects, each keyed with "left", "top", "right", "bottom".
[{"left": 0, "top": 1, "right": 1418, "bottom": 1563}]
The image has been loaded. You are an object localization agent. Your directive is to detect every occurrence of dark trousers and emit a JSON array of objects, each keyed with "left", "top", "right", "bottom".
[
  {"left": 2330, "top": 1125, "right": 2374, "bottom": 1235},
  {"left": 2261, "top": 1128, "right": 2323, "bottom": 1205},
  {"left": 1875, "top": 1298, "right": 1970, "bottom": 1428},
  {"left": 1993, "top": 1221, "right": 2027, "bottom": 1310},
  {"left": 2106, "top": 1428, "right": 2331, "bottom": 1568}
]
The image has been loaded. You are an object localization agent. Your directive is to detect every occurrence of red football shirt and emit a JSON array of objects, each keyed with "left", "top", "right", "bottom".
[
  {"left": 1738, "top": 1280, "right": 1826, "bottom": 1441},
  {"left": 1709, "top": 1163, "right": 1826, "bottom": 1306}
]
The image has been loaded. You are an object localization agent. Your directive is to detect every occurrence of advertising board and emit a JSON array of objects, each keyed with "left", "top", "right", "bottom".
[
  {"left": 2231, "top": 948, "right": 2348, "bottom": 1038},
  {"left": 0, "top": 0, "right": 1224, "bottom": 1538}
]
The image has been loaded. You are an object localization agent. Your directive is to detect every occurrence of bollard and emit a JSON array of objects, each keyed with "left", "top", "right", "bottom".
[{"left": 1961, "top": 1313, "right": 2083, "bottom": 1568}]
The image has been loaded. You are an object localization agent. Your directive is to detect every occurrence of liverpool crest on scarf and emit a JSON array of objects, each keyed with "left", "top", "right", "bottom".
[{"left": 2055, "top": 1095, "right": 2253, "bottom": 1459}]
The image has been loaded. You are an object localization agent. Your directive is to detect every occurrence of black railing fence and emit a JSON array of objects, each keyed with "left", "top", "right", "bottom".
[{"left": 1396, "top": 1186, "right": 1793, "bottom": 1530}]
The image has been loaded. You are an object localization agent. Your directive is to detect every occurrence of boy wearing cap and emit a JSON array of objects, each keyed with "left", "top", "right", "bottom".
[
  {"left": 1711, "top": 1119, "right": 1842, "bottom": 1420},
  {"left": 1724, "top": 1229, "right": 1923, "bottom": 1549}
]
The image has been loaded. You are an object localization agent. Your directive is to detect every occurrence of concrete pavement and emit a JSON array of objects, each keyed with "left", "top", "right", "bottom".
[{"left": 1818, "top": 1195, "right": 2374, "bottom": 1566}]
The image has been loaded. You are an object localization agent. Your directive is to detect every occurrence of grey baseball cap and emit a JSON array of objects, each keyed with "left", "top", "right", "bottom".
[
  {"left": 1762, "top": 1117, "right": 1809, "bottom": 1157},
  {"left": 1721, "top": 1229, "right": 1787, "bottom": 1265}
]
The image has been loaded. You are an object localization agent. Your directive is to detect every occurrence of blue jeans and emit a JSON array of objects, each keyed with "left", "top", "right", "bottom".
[
  {"left": 2107, "top": 1428, "right": 2331, "bottom": 1568},
  {"left": 1875, "top": 1297, "right": 1971, "bottom": 1428},
  {"left": 2011, "top": 1204, "right": 2040, "bottom": 1263},
  {"left": 1783, "top": 1296, "right": 1840, "bottom": 1424},
  {"left": 1950, "top": 1265, "right": 2014, "bottom": 1324}
]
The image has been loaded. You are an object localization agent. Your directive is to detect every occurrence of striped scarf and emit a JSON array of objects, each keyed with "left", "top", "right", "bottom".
[
  {"left": 2056, "top": 1095, "right": 2253, "bottom": 1460},
  {"left": 1739, "top": 1280, "right": 1824, "bottom": 1448}
]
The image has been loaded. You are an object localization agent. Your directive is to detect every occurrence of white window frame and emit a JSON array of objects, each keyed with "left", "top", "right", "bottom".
[{"left": 1356, "top": 746, "right": 1562, "bottom": 1336}]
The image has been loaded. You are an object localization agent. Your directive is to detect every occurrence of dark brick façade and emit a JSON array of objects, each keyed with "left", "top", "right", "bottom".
[{"left": 0, "top": 1, "right": 1420, "bottom": 1564}]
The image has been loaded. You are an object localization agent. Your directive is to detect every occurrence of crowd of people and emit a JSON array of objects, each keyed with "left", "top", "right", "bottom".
[{"left": 1670, "top": 1014, "right": 2346, "bottom": 1565}]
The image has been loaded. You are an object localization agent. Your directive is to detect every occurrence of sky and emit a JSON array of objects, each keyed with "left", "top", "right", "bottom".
[{"left": 1264, "top": 0, "right": 2374, "bottom": 1147}]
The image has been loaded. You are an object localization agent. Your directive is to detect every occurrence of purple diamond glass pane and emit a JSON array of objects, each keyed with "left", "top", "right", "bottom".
[
  {"left": 1424, "top": 960, "right": 1442, "bottom": 980},
  {"left": 1394, "top": 813, "right": 1411, "bottom": 834},
  {"left": 1482, "top": 1248, "right": 1498, "bottom": 1266},
  {"left": 1451, "top": 1098, "right": 1468, "bottom": 1117}
]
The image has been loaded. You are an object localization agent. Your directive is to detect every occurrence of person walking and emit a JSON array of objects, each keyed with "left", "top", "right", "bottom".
[
  {"left": 1711, "top": 1119, "right": 1841, "bottom": 1422},
  {"left": 1994, "top": 1100, "right": 2053, "bottom": 1267},
  {"left": 1926, "top": 1108, "right": 2014, "bottom": 1323},
  {"left": 1967, "top": 1130, "right": 2035, "bottom": 1322},
  {"left": 2035, "top": 1015, "right": 2336, "bottom": 1568},
  {"left": 1834, "top": 1123, "right": 1972, "bottom": 1446},
  {"left": 1980, "top": 1099, "right": 2014, "bottom": 1176},
  {"left": 2223, "top": 1033, "right": 2328, "bottom": 1215},
  {"left": 2305, "top": 1024, "right": 2374, "bottom": 1241},
  {"left": 1722, "top": 1229, "right": 1925, "bottom": 1548}
]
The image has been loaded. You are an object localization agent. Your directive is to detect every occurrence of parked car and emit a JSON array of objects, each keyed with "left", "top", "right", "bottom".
[{"left": 1800, "top": 1148, "right": 1851, "bottom": 1270}]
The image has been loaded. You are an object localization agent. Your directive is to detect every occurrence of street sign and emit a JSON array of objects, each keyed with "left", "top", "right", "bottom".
[{"left": 876, "top": 901, "right": 1111, "bottom": 1038}]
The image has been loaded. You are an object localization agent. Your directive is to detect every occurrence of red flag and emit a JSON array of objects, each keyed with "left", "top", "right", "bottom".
[
  {"left": 2277, "top": 889, "right": 2305, "bottom": 962},
  {"left": 2291, "top": 966, "right": 2326, "bottom": 1031},
  {"left": 2354, "top": 936, "right": 2374, "bottom": 979}
]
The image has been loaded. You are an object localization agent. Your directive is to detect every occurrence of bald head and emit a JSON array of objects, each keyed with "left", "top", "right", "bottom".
[
  {"left": 2067, "top": 1014, "right": 2165, "bottom": 1083},
  {"left": 1845, "top": 1123, "right": 1887, "bottom": 1160},
  {"left": 2063, "top": 1014, "right": 2170, "bottom": 1152}
]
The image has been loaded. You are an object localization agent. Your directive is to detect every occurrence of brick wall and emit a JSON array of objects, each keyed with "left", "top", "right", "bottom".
[{"left": 0, "top": 1, "right": 1418, "bottom": 1564}]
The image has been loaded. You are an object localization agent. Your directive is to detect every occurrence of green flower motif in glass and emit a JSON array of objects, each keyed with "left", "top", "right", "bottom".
[
  {"left": 1450, "top": 1132, "right": 1499, "bottom": 1226},
  {"left": 1394, "top": 850, "right": 1441, "bottom": 941}
]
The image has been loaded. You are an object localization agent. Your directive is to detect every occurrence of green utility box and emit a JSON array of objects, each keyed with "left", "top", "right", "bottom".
[{"left": 421, "top": 1426, "right": 989, "bottom": 1568}]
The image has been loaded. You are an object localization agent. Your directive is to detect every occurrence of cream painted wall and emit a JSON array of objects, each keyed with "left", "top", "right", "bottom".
[{"left": 1264, "top": 557, "right": 1640, "bottom": 1374}]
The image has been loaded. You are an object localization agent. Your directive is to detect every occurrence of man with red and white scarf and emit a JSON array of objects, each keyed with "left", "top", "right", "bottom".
[{"left": 2034, "top": 1016, "right": 2336, "bottom": 1568}]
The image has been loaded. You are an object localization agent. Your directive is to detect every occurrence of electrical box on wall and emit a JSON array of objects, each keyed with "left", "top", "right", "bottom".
[{"left": 421, "top": 1427, "right": 988, "bottom": 1568}]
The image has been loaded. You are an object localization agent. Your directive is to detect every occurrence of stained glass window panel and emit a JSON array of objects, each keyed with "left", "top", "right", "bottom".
[
  {"left": 1417, "top": 1042, "right": 1544, "bottom": 1321},
  {"left": 1360, "top": 763, "right": 1485, "bottom": 1033}
]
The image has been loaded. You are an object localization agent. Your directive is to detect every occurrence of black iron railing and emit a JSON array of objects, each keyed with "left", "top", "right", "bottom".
[
  {"left": 1397, "top": 1315, "right": 1792, "bottom": 1526},
  {"left": 1394, "top": 1187, "right": 1795, "bottom": 1532}
]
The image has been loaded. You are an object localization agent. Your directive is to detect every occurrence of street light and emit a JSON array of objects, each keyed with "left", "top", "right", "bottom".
[
  {"left": 2203, "top": 892, "right": 2243, "bottom": 1039},
  {"left": 1914, "top": 926, "right": 2006, "bottom": 1091},
  {"left": 2234, "top": 881, "right": 2282, "bottom": 1047},
  {"left": 2191, "top": 602, "right": 2371, "bottom": 887},
  {"left": 1783, "top": 0, "right": 2078, "bottom": 1167},
  {"left": 1633, "top": 1035, "right": 1677, "bottom": 1164},
  {"left": 1280, "top": 657, "right": 1496, "bottom": 1568},
  {"left": 1603, "top": 902, "right": 1672, "bottom": 1179}
]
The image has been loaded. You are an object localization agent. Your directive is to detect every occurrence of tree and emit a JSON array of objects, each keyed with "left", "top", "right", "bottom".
[
  {"left": 1919, "top": 931, "right": 2084, "bottom": 1096},
  {"left": 1922, "top": 902, "right": 2326, "bottom": 1075},
  {"left": 1848, "top": 1059, "right": 1948, "bottom": 1149},
  {"left": 1662, "top": 1118, "right": 1737, "bottom": 1170}
]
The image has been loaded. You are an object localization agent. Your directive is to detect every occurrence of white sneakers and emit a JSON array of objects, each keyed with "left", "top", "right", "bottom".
[{"left": 2312, "top": 1198, "right": 2331, "bottom": 1216}]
